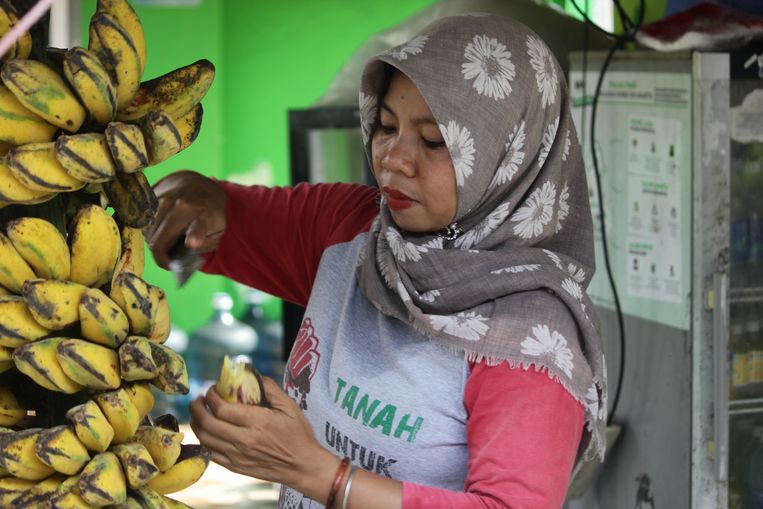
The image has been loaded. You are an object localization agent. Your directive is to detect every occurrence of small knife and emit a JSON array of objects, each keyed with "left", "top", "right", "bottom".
[{"left": 167, "top": 235, "right": 203, "bottom": 288}]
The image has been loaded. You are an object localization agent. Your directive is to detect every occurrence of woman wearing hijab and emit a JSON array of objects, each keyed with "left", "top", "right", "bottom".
[{"left": 147, "top": 13, "right": 606, "bottom": 509}]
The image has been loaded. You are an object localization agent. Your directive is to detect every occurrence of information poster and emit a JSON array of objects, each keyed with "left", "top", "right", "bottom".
[{"left": 570, "top": 67, "right": 692, "bottom": 330}]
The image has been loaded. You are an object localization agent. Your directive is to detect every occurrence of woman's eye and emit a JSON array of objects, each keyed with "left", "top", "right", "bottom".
[
  {"left": 423, "top": 139, "right": 446, "bottom": 149},
  {"left": 378, "top": 124, "right": 396, "bottom": 135}
]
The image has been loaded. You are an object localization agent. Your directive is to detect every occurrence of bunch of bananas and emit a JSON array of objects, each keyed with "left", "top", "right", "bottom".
[{"left": 0, "top": 0, "right": 215, "bottom": 506}]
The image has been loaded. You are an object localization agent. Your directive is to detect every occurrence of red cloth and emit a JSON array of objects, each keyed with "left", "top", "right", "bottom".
[{"left": 204, "top": 181, "right": 585, "bottom": 508}]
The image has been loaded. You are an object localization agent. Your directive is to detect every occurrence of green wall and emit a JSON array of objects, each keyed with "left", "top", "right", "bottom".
[{"left": 80, "top": 0, "right": 436, "bottom": 335}]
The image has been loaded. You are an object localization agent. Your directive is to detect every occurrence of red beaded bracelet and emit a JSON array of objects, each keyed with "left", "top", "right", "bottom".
[{"left": 326, "top": 457, "right": 351, "bottom": 509}]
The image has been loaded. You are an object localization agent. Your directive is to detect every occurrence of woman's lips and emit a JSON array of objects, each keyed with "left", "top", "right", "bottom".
[{"left": 383, "top": 187, "right": 415, "bottom": 211}]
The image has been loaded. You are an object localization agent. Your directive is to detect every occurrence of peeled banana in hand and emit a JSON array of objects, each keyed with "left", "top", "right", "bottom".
[
  {"left": 0, "top": 1, "right": 214, "bottom": 506},
  {"left": 216, "top": 355, "right": 266, "bottom": 406}
]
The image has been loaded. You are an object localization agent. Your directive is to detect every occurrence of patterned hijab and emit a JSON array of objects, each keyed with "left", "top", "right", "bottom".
[{"left": 355, "top": 14, "right": 606, "bottom": 461}]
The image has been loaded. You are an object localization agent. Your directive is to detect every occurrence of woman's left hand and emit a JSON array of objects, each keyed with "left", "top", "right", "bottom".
[{"left": 189, "top": 376, "right": 333, "bottom": 488}]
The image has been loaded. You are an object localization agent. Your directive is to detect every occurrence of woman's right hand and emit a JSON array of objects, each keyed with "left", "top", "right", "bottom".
[{"left": 145, "top": 170, "right": 227, "bottom": 270}]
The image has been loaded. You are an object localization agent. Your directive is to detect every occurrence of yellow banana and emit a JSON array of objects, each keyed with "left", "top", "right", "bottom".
[
  {"left": 117, "top": 59, "right": 215, "bottom": 122},
  {"left": 7, "top": 216, "right": 71, "bottom": 280},
  {"left": 89, "top": 12, "right": 142, "bottom": 110},
  {"left": 111, "top": 271, "right": 159, "bottom": 336},
  {"left": 113, "top": 495, "right": 145, "bottom": 509},
  {"left": 68, "top": 204, "right": 121, "bottom": 287},
  {"left": 0, "top": 428, "right": 56, "bottom": 480},
  {"left": 216, "top": 355, "right": 265, "bottom": 406},
  {"left": 123, "top": 382, "right": 154, "bottom": 423},
  {"left": 7, "top": 473, "right": 65, "bottom": 508},
  {"left": 95, "top": 388, "right": 139, "bottom": 444},
  {"left": 0, "top": 232, "right": 35, "bottom": 294},
  {"left": 55, "top": 132, "right": 117, "bottom": 183},
  {"left": 22, "top": 279, "right": 87, "bottom": 330},
  {"left": 12, "top": 338, "right": 84, "bottom": 393},
  {"left": 96, "top": 0, "right": 146, "bottom": 74},
  {"left": 65, "top": 400, "right": 115, "bottom": 453},
  {"left": 0, "top": 1, "right": 32, "bottom": 60},
  {"left": 148, "top": 444, "right": 209, "bottom": 495},
  {"left": 131, "top": 425, "right": 183, "bottom": 473},
  {"left": 104, "top": 171, "right": 157, "bottom": 228},
  {"left": 34, "top": 425, "right": 90, "bottom": 475},
  {"left": 0, "top": 295, "right": 51, "bottom": 347},
  {"left": 176, "top": 102, "right": 203, "bottom": 152},
  {"left": 111, "top": 442, "right": 159, "bottom": 488},
  {"left": 104, "top": 121, "right": 148, "bottom": 173},
  {"left": 1, "top": 59, "right": 86, "bottom": 131},
  {"left": 148, "top": 287, "right": 170, "bottom": 344},
  {"left": 112, "top": 225, "right": 145, "bottom": 287},
  {"left": 0, "top": 85, "right": 58, "bottom": 145},
  {"left": 49, "top": 474, "right": 97, "bottom": 509},
  {"left": 141, "top": 110, "right": 181, "bottom": 165},
  {"left": 119, "top": 336, "right": 158, "bottom": 381},
  {"left": 163, "top": 495, "right": 193, "bottom": 508},
  {"left": 79, "top": 287, "right": 129, "bottom": 348},
  {"left": 0, "top": 159, "right": 56, "bottom": 205},
  {"left": 149, "top": 343, "right": 189, "bottom": 395},
  {"left": 0, "top": 387, "right": 25, "bottom": 426},
  {"left": 78, "top": 451, "right": 127, "bottom": 506},
  {"left": 56, "top": 338, "right": 121, "bottom": 390},
  {"left": 0, "top": 476, "right": 36, "bottom": 506},
  {"left": 6, "top": 142, "right": 86, "bottom": 193},
  {"left": 63, "top": 46, "right": 117, "bottom": 126},
  {"left": 131, "top": 486, "right": 172, "bottom": 509}
]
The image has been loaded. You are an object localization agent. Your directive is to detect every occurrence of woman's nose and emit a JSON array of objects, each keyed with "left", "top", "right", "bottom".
[{"left": 381, "top": 136, "right": 416, "bottom": 177}]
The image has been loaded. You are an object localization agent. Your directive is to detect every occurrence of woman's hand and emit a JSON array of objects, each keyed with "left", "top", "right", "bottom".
[
  {"left": 144, "top": 170, "right": 227, "bottom": 270},
  {"left": 189, "top": 377, "right": 339, "bottom": 493}
]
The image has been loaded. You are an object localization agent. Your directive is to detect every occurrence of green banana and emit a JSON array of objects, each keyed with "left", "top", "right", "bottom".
[
  {"left": 55, "top": 132, "right": 118, "bottom": 183},
  {"left": 104, "top": 121, "right": 148, "bottom": 173},
  {"left": 0, "top": 232, "right": 36, "bottom": 294},
  {"left": 95, "top": 388, "right": 140, "bottom": 443},
  {"left": 104, "top": 171, "right": 158, "bottom": 228},
  {"left": 89, "top": 12, "right": 143, "bottom": 110},
  {"left": 0, "top": 428, "right": 56, "bottom": 480},
  {"left": 66, "top": 400, "right": 115, "bottom": 453},
  {"left": 117, "top": 59, "right": 215, "bottom": 122},
  {"left": 111, "top": 442, "right": 160, "bottom": 488},
  {"left": 149, "top": 342, "right": 189, "bottom": 395},
  {"left": 1, "top": 59, "right": 86, "bottom": 131},
  {"left": 0, "top": 85, "right": 58, "bottom": 145},
  {"left": 56, "top": 338, "right": 121, "bottom": 390},
  {"left": 131, "top": 425, "right": 183, "bottom": 473},
  {"left": 22, "top": 279, "right": 87, "bottom": 330},
  {"left": 79, "top": 287, "right": 130, "bottom": 348},
  {"left": 68, "top": 203, "right": 121, "bottom": 287},
  {"left": 6, "top": 216, "right": 71, "bottom": 280},
  {"left": 78, "top": 451, "right": 127, "bottom": 506},
  {"left": 63, "top": 46, "right": 117, "bottom": 126},
  {"left": 148, "top": 444, "right": 209, "bottom": 495},
  {"left": 119, "top": 336, "right": 158, "bottom": 381},
  {"left": 0, "top": 295, "right": 51, "bottom": 348},
  {"left": 34, "top": 425, "right": 90, "bottom": 475},
  {"left": 13, "top": 338, "right": 84, "bottom": 393}
]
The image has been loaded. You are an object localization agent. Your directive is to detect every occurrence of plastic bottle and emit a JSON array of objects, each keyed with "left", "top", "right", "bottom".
[
  {"left": 185, "top": 292, "right": 258, "bottom": 402},
  {"left": 240, "top": 289, "right": 284, "bottom": 381}
]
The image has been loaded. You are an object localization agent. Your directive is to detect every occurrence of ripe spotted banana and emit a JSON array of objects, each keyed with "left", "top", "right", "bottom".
[
  {"left": 176, "top": 102, "right": 203, "bottom": 151},
  {"left": 0, "top": 159, "right": 56, "bottom": 205},
  {"left": 117, "top": 59, "right": 215, "bottom": 122},
  {"left": 149, "top": 342, "right": 189, "bottom": 395},
  {"left": 0, "top": 386, "right": 25, "bottom": 426},
  {"left": 89, "top": 12, "right": 143, "bottom": 110},
  {"left": 7, "top": 216, "right": 71, "bottom": 280},
  {"left": 111, "top": 271, "right": 159, "bottom": 336},
  {"left": 13, "top": 337, "right": 84, "bottom": 393},
  {"left": 34, "top": 425, "right": 91, "bottom": 475},
  {"left": 131, "top": 486, "right": 173, "bottom": 509},
  {"left": 216, "top": 355, "right": 266, "bottom": 406},
  {"left": 0, "top": 428, "right": 56, "bottom": 480},
  {"left": 123, "top": 381, "right": 155, "bottom": 422},
  {"left": 63, "top": 46, "right": 117, "bottom": 126},
  {"left": 131, "top": 425, "right": 184, "bottom": 472},
  {"left": 0, "top": 1, "right": 32, "bottom": 60},
  {"left": 119, "top": 335, "right": 158, "bottom": 381},
  {"left": 147, "top": 443, "right": 209, "bottom": 495},
  {"left": 79, "top": 287, "right": 130, "bottom": 348},
  {"left": 111, "top": 442, "right": 159, "bottom": 488},
  {"left": 149, "top": 287, "right": 170, "bottom": 343},
  {"left": 6, "top": 142, "right": 87, "bottom": 193},
  {"left": 105, "top": 121, "right": 148, "bottom": 173},
  {"left": 104, "top": 171, "right": 158, "bottom": 228},
  {"left": 78, "top": 451, "right": 127, "bottom": 506},
  {"left": 68, "top": 203, "right": 122, "bottom": 287},
  {"left": 141, "top": 110, "right": 181, "bottom": 165},
  {"left": 0, "top": 295, "right": 51, "bottom": 347},
  {"left": 22, "top": 278, "right": 88, "bottom": 330},
  {"left": 0, "top": 85, "right": 58, "bottom": 145},
  {"left": 0, "top": 232, "right": 35, "bottom": 293},
  {"left": 7, "top": 473, "right": 66, "bottom": 508},
  {"left": 66, "top": 400, "right": 115, "bottom": 453},
  {"left": 48, "top": 474, "right": 95, "bottom": 509},
  {"left": 95, "top": 387, "right": 140, "bottom": 443},
  {"left": 0, "top": 476, "right": 36, "bottom": 506},
  {"left": 96, "top": 0, "right": 146, "bottom": 75},
  {"left": 1, "top": 59, "right": 86, "bottom": 131},
  {"left": 112, "top": 225, "right": 145, "bottom": 286},
  {"left": 55, "top": 132, "right": 118, "bottom": 183},
  {"left": 56, "top": 338, "right": 121, "bottom": 390}
]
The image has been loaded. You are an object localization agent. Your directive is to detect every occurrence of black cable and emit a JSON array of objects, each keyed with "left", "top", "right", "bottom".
[{"left": 569, "top": 0, "right": 618, "bottom": 38}]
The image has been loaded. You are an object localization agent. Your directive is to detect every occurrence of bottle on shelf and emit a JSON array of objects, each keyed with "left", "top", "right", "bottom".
[
  {"left": 240, "top": 289, "right": 285, "bottom": 381},
  {"left": 184, "top": 292, "right": 258, "bottom": 404}
]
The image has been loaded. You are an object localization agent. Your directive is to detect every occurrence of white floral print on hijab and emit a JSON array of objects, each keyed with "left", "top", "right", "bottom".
[{"left": 357, "top": 14, "right": 606, "bottom": 462}]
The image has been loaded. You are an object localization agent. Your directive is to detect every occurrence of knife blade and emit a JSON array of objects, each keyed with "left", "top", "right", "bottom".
[{"left": 167, "top": 235, "right": 203, "bottom": 288}]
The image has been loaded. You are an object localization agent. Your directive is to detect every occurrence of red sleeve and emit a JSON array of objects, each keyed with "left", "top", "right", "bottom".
[
  {"left": 201, "top": 181, "right": 379, "bottom": 306},
  {"left": 402, "top": 363, "right": 584, "bottom": 509}
]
